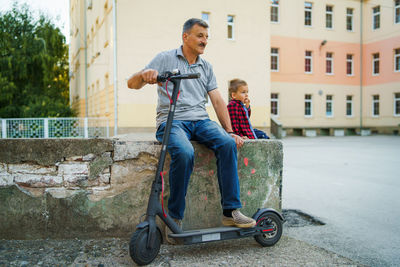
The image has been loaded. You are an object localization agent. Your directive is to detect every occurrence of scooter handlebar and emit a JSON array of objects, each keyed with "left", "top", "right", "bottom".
[{"left": 157, "top": 71, "right": 200, "bottom": 82}]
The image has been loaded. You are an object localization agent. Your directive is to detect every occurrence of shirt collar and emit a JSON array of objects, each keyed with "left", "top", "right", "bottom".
[{"left": 176, "top": 46, "right": 203, "bottom": 66}]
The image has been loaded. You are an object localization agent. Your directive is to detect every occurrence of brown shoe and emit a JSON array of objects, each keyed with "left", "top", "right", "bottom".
[
  {"left": 165, "top": 218, "right": 182, "bottom": 245},
  {"left": 222, "top": 210, "right": 256, "bottom": 228}
]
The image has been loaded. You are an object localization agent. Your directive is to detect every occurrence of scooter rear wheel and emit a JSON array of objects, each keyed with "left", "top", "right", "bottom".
[
  {"left": 254, "top": 211, "right": 283, "bottom": 247},
  {"left": 129, "top": 227, "right": 162, "bottom": 266}
]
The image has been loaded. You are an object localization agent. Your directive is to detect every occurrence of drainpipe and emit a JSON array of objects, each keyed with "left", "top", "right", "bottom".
[
  {"left": 359, "top": 0, "right": 363, "bottom": 131},
  {"left": 113, "top": 0, "right": 118, "bottom": 136},
  {"left": 84, "top": 0, "right": 88, "bottom": 117}
]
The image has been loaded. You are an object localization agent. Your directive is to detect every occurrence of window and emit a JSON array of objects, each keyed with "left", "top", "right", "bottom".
[
  {"left": 305, "top": 94, "right": 312, "bottom": 117},
  {"left": 271, "top": 0, "right": 279, "bottom": 23},
  {"left": 395, "top": 48, "right": 400, "bottom": 72},
  {"left": 347, "top": 54, "right": 354, "bottom": 76},
  {"left": 326, "top": 5, "right": 333, "bottom": 29},
  {"left": 227, "top": 15, "right": 234, "bottom": 40},
  {"left": 271, "top": 48, "right": 279, "bottom": 71},
  {"left": 202, "top": 12, "right": 210, "bottom": 36},
  {"left": 395, "top": 93, "right": 400, "bottom": 116},
  {"left": 373, "top": 53, "right": 380, "bottom": 75},
  {"left": 373, "top": 6, "right": 380, "bottom": 30},
  {"left": 271, "top": 93, "right": 279, "bottom": 116},
  {"left": 326, "top": 95, "right": 333, "bottom": 117},
  {"left": 346, "top": 95, "right": 353, "bottom": 117},
  {"left": 346, "top": 8, "right": 354, "bottom": 31},
  {"left": 395, "top": 0, "right": 400, "bottom": 24},
  {"left": 326, "top": 52, "right": 334, "bottom": 74},
  {"left": 202, "top": 12, "right": 210, "bottom": 25},
  {"left": 372, "top": 95, "right": 380, "bottom": 116},
  {"left": 305, "top": 51, "right": 313, "bottom": 73},
  {"left": 305, "top": 2, "right": 313, "bottom": 26}
]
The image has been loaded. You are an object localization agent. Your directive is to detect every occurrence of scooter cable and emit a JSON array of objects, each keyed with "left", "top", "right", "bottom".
[
  {"left": 164, "top": 79, "right": 181, "bottom": 104},
  {"left": 160, "top": 171, "right": 167, "bottom": 218}
]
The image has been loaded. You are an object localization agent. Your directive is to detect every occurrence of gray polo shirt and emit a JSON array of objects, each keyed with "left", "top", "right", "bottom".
[{"left": 145, "top": 46, "right": 218, "bottom": 128}]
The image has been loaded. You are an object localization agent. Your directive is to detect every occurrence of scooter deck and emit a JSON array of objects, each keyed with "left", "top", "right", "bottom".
[{"left": 169, "top": 226, "right": 260, "bottom": 245}]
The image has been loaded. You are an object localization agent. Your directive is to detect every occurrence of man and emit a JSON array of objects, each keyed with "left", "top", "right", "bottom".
[{"left": 127, "top": 18, "right": 256, "bottom": 244}]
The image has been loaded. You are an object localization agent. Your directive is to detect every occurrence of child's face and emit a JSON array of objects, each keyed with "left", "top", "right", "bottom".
[{"left": 232, "top": 85, "right": 249, "bottom": 104}]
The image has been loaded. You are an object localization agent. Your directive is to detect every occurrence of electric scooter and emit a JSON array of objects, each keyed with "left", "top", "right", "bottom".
[{"left": 129, "top": 70, "right": 284, "bottom": 266}]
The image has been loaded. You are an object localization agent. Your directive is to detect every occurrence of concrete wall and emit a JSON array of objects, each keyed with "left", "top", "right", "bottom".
[{"left": 0, "top": 138, "right": 282, "bottom": 239}]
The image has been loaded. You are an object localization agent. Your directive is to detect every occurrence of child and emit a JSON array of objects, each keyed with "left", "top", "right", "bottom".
[{"left": 227, "top": 79, "right": 269, "bottom": 139}]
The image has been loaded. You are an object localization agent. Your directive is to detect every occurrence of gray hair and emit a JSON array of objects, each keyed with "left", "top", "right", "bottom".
[{"left": 182, "top": 18, "right": 209, "bottom": 34}]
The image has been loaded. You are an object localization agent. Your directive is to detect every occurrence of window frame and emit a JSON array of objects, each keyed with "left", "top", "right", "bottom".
[
  {"left": 346, "top": 95, "right": 353, "bottom": 117},
  {"left": 395, "top": 48, "right": 400, "bottom": 72},
  {"left": 326, "top": 95, "right": 334, "bottom": 117},
  {"left": 394, "top": 92, "right": 400, "bottom": 116},
  {"left": 305, "top": 94, "right": 313, "bottom": 117},
  {"left": 227, "top": 15, "right": 235, "bottom": 40},
  {"left": 326, "top": 5, "right": 334, "bottom": 29},
  {"left": 346, "top": 8, "right": 354, "bottom": 31},
  {"left": 346, "top": 54, "right": 354, "bottom": 76},
  {"left": 201, "top": 12, "right": 210, "bottom": 36},
  {"left": 372, "top": 53, "right": 380, "bottom": 76},
  {"left": 395, "top": 0, "right": 400, "bottom": 24},
  {"left": 271, "top": 0, "right": 280, "bottom": 23},
  {"left": 271, "top": 48, "right": 279, "bottom": 72},
  {"left": 271, "top": 93, "right": 279, "bottom": 117},
  {"left": 305, "top": 2, "right": 313, "bottom": 27},
  {"left": 326, "top": 52, "right": 334, "bottom": 75},
  {"left": 373, "top": 6, "right": 381, "bottom": 30},
  {"left": 305, "top": 50, "right": 313, "bottom": 74},
  {"left": 372, "top": 94, "right": 380, "bottom": 117}
]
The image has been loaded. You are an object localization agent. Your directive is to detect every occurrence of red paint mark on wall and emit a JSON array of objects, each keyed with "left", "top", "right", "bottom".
[
  {"left": 243, "top": 201, "right": 246, "bottom": 207},
  {"left": 244, "top": 158, "right": 249, "bottom": 166},
  {"left": 251, "top": 169, "right": 256, "bottom": 174},
  {"left": 209, "top": 170, "right": 214, "bottom": 176},
  {"left": 162, "top": 171, "right": 167, "bottom": 176},
  {"left": 204, "top": 195, "right": 207, "bottom": 201},
  {"left": 247, "top": 191, "right": 251, "bottom": 196}
]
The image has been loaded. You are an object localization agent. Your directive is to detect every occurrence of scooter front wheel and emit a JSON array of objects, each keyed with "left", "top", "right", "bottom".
[
  {"left": 129, "top": 227, "right": 162, "bottom": 266},
  {"left": 254, "top": 211, "right": 283, "bottom": 247}
]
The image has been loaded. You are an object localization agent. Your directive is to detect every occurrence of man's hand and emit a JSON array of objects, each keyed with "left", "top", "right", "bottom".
[
  {"left": 229, "top": 133, "right": 245, "bottom": 148},
  {"left": 141, "top": 69, "right": 159, "bottom": 85}
]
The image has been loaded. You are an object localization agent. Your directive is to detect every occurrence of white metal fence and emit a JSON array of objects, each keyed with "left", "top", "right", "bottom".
[{"left": 0, "top": 118, "right": 109, "bottom": 138}]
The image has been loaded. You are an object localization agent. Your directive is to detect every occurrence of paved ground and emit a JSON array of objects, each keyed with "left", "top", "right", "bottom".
[
  {"left": 282, "top": 136, "right": 400, "bottom": 267},
  {"left": 0, "top": 234, "right": 364, "bottom": 267}
]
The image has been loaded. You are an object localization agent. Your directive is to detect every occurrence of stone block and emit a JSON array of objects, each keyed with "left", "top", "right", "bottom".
[
  {"left": 58, "top": 162, "right": 89, "bottom": 176},
  {"left": 8, "top": 164, "right": 57, "bottom": 175},
  {"left": 89, "top": 152, "right": 113, "bottom": 180},
  {"left": 113, "top": 140, "right": 160, "bottom": 161},
  {"left": 14, "top": 174, "right": 62, "bottom": 187}
]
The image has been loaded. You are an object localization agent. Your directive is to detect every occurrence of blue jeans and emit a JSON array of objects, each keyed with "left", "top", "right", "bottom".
[{"left": 156, "top": 119, "right": 242, "bottom": 220}]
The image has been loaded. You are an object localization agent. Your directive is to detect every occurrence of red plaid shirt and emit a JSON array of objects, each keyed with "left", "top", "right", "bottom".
[{"left": 227, "top": 100, "right": 256, "bottom": 139}]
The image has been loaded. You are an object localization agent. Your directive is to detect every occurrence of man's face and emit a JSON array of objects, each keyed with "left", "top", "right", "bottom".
[{"left": 183, "top": 24, "right": 208, "bottom": 55}]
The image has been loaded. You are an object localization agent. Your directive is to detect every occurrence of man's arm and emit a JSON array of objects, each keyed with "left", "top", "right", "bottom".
[
  {"left": 127, "top": 69, "right": 159, "bottom": 89},
  {"left": 208, "top": 89, "right": 244, "bottom": 148}
]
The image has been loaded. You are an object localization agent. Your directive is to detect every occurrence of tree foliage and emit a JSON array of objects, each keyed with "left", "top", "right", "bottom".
[{"left": 0, "top": 3, "right": 75, "bottom": 118}]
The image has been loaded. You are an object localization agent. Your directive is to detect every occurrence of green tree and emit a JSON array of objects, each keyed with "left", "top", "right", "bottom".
[{"left": 0, "top": 3, "right": 75, "bottom": 118}]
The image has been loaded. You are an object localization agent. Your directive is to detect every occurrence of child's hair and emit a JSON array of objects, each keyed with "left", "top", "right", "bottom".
[{"left": 228, "top": 79, "right": 247, "bottom": 100}]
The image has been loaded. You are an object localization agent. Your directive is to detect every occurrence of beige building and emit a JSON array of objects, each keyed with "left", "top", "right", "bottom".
[
  {"left": 69, "top": 0, "right": 400, "bottom": 136},
  {"left": 69, "top": 0, "right": 270, "bottom": 136}
]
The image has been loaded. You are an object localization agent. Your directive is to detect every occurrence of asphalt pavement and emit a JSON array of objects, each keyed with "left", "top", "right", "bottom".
[{"left": 282, "top": 135, "right": 400, "bottom": 267}]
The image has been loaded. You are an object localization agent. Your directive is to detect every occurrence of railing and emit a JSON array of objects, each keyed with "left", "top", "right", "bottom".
[
  {"left": 270, "top": 117, "right": 283, "bottom": 139},
  {"left": 0, "top": 118, "right": 109, "bottom": 138}
]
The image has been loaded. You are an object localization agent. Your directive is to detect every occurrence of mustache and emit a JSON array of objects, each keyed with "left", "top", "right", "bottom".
[{"left": 199, "top": 42, "right": 206, "bottom": 47}]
